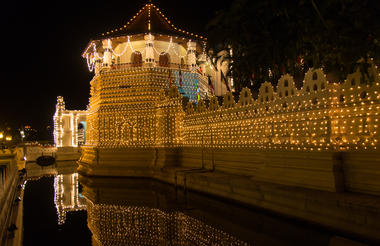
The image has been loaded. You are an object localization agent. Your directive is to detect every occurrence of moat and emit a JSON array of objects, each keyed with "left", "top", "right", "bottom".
[{"left": 21, "top": 165, "right": 372, "bottom": 246}]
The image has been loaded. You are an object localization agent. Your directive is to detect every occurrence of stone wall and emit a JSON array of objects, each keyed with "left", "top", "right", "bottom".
[
  {"left": 0, "top": 149, "right": 22, "bottom": 245},
  {"left": 79, "top": 65, "right": 380, "bottom": 195},
  {"left": 183, "top": 67, "right": 379, "bottom": 151},
  {"left": 179, "top": 67, "right": 380, "bottom": 195}
]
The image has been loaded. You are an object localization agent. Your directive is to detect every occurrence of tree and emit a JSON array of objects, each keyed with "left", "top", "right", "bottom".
[{"left": 207, "top": 0, "right": 380, "bottom": 91}]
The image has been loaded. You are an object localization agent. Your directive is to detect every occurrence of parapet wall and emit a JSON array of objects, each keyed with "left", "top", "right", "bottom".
[
  {"left": 183, "top": 67, "right": 380, "bottom": 151},
  {"left": 179, "top": 67, "right": 380, "bottom": 195},
  {"left": 79, "top": 65, "right": 380, "bottom": 195}
]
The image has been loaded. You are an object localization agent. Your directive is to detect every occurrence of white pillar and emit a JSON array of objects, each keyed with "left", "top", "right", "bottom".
[
  {"left": 102, "top": 39, "right": 112, "bottom": 68},
  {"left": 144, "top": 34, "right": 155, "bottom": 65},
  {"left": 187, "top": 41, "right": 197, "bottom": 70},
  {"left": 94, "top": 53, "right": 102, "bottom": 74},
  {"left": 55, "top": 96, "right": 65, "bottom": 147}
]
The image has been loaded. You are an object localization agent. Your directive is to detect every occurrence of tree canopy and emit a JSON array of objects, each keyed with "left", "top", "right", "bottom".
[{"left": 207, "top": 0, "right": 380, "bottom": 91}]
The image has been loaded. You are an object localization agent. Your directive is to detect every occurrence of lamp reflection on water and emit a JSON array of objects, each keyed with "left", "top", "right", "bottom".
[{"left": 54, "top": 173, "right": 86, "bottom": 225}]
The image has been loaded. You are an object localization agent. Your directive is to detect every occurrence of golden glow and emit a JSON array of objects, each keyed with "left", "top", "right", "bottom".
[{"left": 80, "top": 66, "right": 380, "bottom": 152}]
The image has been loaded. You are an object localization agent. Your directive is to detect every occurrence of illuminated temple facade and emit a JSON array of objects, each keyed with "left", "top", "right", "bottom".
[
  {"left": 75, "top": 2, "right": 380, "bottom": 198},
  {"left": 54, "top": 96, "right": 87, "bottom": 148},
  {"left": 78, "top": 2, "right": 228, "bottom": 151}
]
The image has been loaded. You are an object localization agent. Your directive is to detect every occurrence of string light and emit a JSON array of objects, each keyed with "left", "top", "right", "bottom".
[
  {"left": 53, "top": 96, "right": 87, "bottom": 148},
  {"left": 184, "top": 67, "right": 380, "bottom": 151},
  {"left": 54, "top": 173, "right": 86, "bottom": 225},
  {"left": 77, "top": 1, "right": 380, "bottom": 156},
  {"left": 89, "top": 36, "right": 188, "bottom": 69},
  {"left": 86, "top": 202, "right": 249, "bottom": 245},
  {"left": 86, "top": 53, "right": 95, "bottom": 72}
]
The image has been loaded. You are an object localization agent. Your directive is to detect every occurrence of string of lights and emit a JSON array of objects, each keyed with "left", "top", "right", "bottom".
[{"left": 91, "top": 36, "right": 188, "bottom": 62}]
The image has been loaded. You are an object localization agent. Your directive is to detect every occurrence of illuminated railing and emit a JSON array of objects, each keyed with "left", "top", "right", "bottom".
[
  {"left": 183, "top": 67, "right": 380, "bottom": 151},
  {"left": 110, "top": 62, "right": 191, "bottom": 70}
]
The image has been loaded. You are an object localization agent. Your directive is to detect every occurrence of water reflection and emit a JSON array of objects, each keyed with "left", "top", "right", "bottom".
[
  {"left": 81, "top": 177, "right": 249, "bottom": 246},
  {"left": 54, "top": 173, "right": 86, "bottom": 225},
  {"left": 79, "top": 176, "right": 331, "bottom": 246},
  {"left": 25, "top": 163, "right": 334, "bottom": 246}
]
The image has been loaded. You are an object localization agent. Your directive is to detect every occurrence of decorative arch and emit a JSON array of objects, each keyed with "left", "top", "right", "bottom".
[
  {"left": 303, "top": 69, "right": 327, "bottom": 94},
  {"left": 222, "top": 92, "right": 235, "bottom": 109},
  {"left": 258, "top": 82, "right": 274, "bottom": 103},
  {"left": 209, "top": 96, "right": 219, "bottom": 111},
  {"left": 238, "top": 88, "right": 253, "bottom": 106},
  {"left": 276, "top": 74, "right": 297, "bottom": 99},
  {"left": 196, "top": 99, "right": 207, "bottom": 113}
]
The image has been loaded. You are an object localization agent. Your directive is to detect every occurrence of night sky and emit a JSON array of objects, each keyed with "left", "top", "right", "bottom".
[{"left": 0, "top": 0, "right": 229, "bottom": 134}]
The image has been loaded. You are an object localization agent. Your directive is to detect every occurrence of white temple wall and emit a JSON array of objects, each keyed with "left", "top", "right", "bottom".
[
  {"left": 62, "top": 114, "right": 74, "bottom": 147},
  {"left": 53, "top": 102, "right": 87, "bottom": 148},
  {"left": 114, "top": 40, "right": 187, "bottom": 65}
]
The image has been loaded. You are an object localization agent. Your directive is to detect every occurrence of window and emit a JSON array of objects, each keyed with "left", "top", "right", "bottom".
[
  {"left": 131, "top": 51, "right": 142, "bottom": 66},
  {"left": 159, "top": 52, "right": 170, "bottom": 67},
  {"left": 313, "top": 72, "right": 318, "bottom": 80}
]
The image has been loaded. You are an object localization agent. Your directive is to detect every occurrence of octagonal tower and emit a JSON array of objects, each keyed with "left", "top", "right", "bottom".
[{"left": 78, "top": 2, "right": 211, "bottom": 176}]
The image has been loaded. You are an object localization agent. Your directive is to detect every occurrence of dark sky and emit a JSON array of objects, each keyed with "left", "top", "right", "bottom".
[{"left": 0, "top": 0, "right": 229, "bottom": 132}]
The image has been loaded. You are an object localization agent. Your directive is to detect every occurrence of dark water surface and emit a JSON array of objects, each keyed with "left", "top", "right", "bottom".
[
  {"left": 23, "top": 172, "right": 352, "bottom": 246},
  {"left": 23, "top": 176, "right": 91, "bottom": 246}
]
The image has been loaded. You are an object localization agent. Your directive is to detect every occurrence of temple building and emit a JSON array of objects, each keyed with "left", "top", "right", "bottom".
[
  {"left": 75, "top": 1, "right": 380, "bottom": 201},
  {"left": 49, "top": 2, "right": 380, "bottom": 241},
  {"left": 78, "top": 1, "right": 229, "bottom": 153},
  {"left": 82, "top": 2, "right": 231, "bottom": 98},
  {"left": 53, "top": 96, "right": 87, "bottom": 148},
  {"left": 53, "top": 96, "right": 87, "bottom": 161}
]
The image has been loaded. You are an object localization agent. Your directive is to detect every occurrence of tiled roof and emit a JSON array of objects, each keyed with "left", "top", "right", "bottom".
[{"left": 98, "top": 2, "right": 206, "bottom": 41}]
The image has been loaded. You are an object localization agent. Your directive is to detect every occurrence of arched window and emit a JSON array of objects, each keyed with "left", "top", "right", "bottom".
[
  {"left": 131, "top": 51, "right": 142, "bottom": 67},
  {"left": 312, "top": 72, "right": 318, "bottom": 80},
  {"left": 159, "top": 52, "right": 170, "bottom": 67}
]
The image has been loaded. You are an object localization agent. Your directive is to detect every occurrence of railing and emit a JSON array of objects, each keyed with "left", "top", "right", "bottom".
[{"left": 110, "top": 62, "right": 191, "bottom": 71}]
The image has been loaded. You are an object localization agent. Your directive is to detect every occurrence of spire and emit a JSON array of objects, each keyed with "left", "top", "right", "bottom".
[{"left": 56, "top": 96, "right": 65, "bottom": 113}]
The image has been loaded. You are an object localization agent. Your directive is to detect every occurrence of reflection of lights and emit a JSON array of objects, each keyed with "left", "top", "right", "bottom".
[
  {"left": 5, "top": 136, "right": 12, "bottom": 141},
  {"left": 54, "top": 173, "right": 86, "bottom": 225},
  {"left": 87, "top": 203, "right": 249, "bottom": 246}
]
